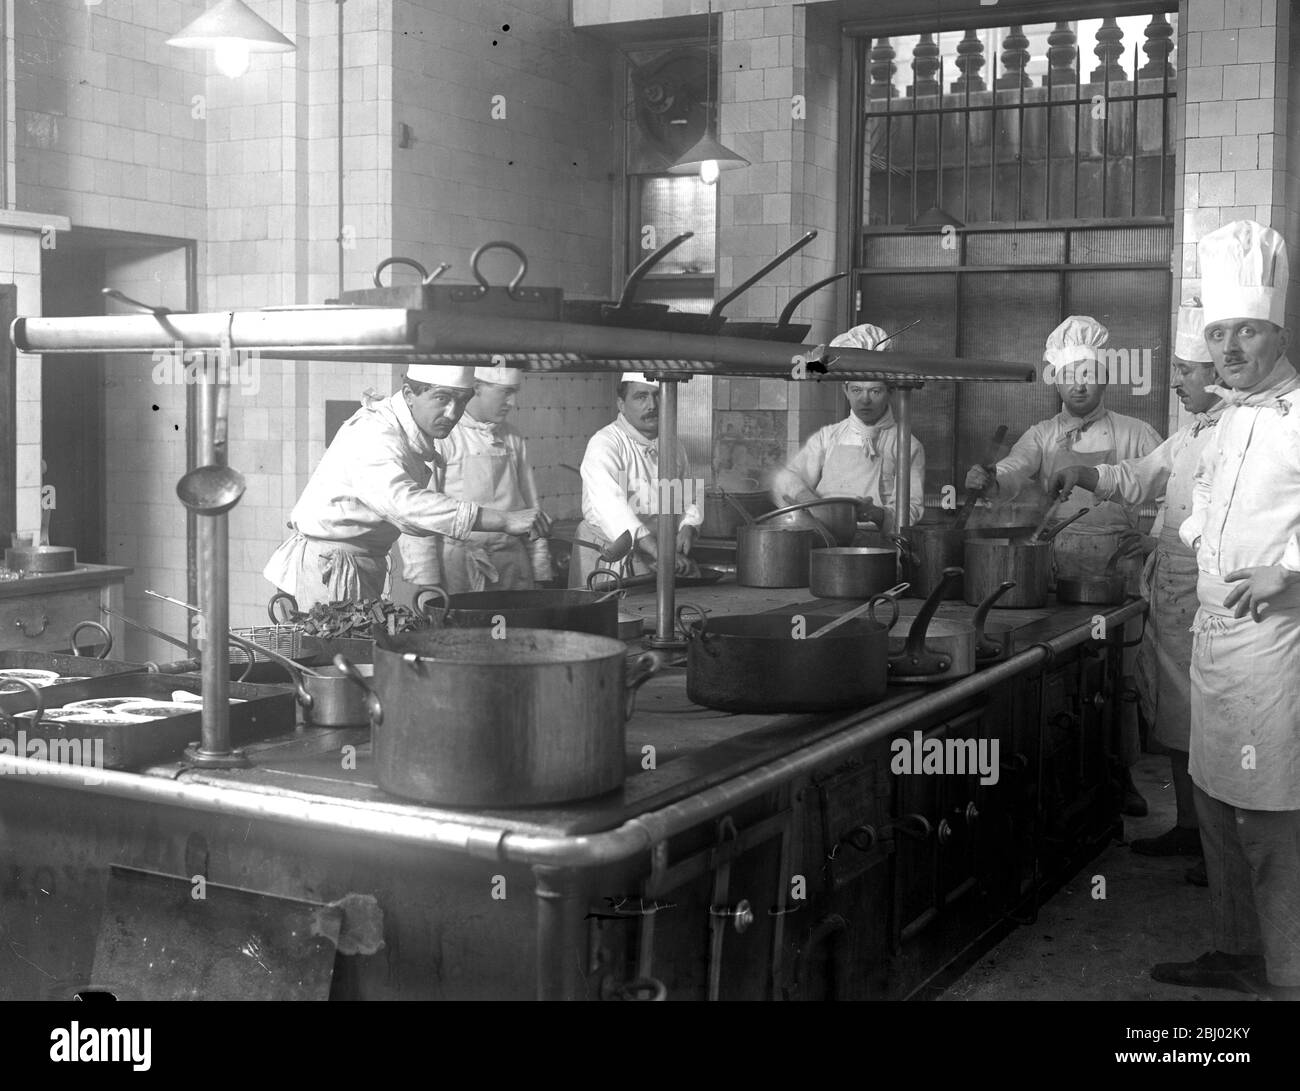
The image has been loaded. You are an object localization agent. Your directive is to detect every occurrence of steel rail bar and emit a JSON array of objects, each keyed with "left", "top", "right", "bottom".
[
  {"left": 12, "top": 311, "right": 1036, "bottom": 383},
  {"left": 0, "top": 599, "right": 1146, "bottom": 868}
]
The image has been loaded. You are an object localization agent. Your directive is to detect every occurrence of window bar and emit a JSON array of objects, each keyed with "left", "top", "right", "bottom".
[
  {"left": 1130, "top": 38, "right": 1140, "bottom": 217},
  {"left": 910, "top": 105, "right": 919, "bottom": 224},
  {"left": 1160, "top": 36, "right": 1170, "bottom": 217},
  {"left": 935, "top": 74, "right": 944, "bottom": 229},
  {"left": 1100, "top": 43, "right": 1110, "bottom": 218},
  {"left": 1072, "top": 45, "right": 1081, "bottom": 219},
  {"left": 989, "top": 35, "right": 998, "bottom": 224},
  {"left": 1044, "top": 52, "right": 1053, "bottom": 222},
  {"left": 886, "top": 112, "right": 894, "bottom": 225},
  {"left": 1016, "top": 41, "right": 1026, "bottom": 223},
  {"left": 963, "top": 35, "right": 971, "bottom": 226}
]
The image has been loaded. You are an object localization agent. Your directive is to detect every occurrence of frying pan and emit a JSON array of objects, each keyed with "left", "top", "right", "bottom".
[
  {"left": 561, "top": 232, "right": 709, "bottom": 330},
  {"left": 719, "top": 272, "right": 848, "bottom": 342},
  {"left": 702, "top": 231, "right": 820, "bottom": 334}
]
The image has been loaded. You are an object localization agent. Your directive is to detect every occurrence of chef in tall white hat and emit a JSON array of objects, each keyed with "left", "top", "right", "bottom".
[
  {"left": 569, "top": 371, "right": 702, "bottom": 590},
  {"left": 968, "top": 314, "right": 1161, "bottom": 817},
  {"left": 1154, "top": 220, "right": 1300, "bottom": 1000},
  {"left": 396, "top": 361, "right": 553, "bottom": 595},
  {"left": 264, "top": 364, "right": 550, "bottom": 609},
  {"left": 1050, "top": 300, "right": 1223, "bottom": 866},
  {"left": 770, "top": 322, "right": 926, "bottom": 533}
]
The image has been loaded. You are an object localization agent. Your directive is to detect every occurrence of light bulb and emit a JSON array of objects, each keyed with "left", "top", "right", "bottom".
[
  {"left": 214, "top": 41, "right": 251, "bottom": 78},
  {"left": 700, "top": 159, "right": 720, "bottom": 185}
]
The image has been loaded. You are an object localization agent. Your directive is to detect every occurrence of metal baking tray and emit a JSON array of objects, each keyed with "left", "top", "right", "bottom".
[
  {"left": 0, "top": 650, "right": 150, "bottom": 682},
  {"left": 0, "top": 674, "right": 295, "bottom": 770}
]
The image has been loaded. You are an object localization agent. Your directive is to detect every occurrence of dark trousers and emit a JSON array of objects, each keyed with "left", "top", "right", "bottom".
[{"left": 1194, "top": 786, "right": 1300, "bottom": 986}]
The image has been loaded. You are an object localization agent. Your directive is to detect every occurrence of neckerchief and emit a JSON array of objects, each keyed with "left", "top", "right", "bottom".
[
  {"left": 847, "top": 407, "right": 897, "bottom": 460},
  {"left": 1056, "top": 404, "right": 1108, "bottom": 450},
  {"left": 1190, "top": 400, "right": 1226, "bottom": 438},
  {"left": 462, "top": 411, "right": 506, "bottom": 447},
  {"left": 1207, "top": 356, "right": 1300, "bottom": 414}
]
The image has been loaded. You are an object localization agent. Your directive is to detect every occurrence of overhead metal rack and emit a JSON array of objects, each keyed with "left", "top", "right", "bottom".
[{"left": 11, "top": 305, "right": 1037, "bottom": 764}]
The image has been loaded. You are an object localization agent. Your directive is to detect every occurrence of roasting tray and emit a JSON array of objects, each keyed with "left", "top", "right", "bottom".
[
  {"left": 0, "top": 674, "right": 295, "bottom": 770},
  {"left": 0, "top": 649, "right": 150, "bottom": 681}
]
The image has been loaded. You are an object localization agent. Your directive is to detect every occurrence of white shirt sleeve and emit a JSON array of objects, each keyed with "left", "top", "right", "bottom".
[
  {"left": 992, "top": 422, "right": 1047, "bottom": 501},
  {"left": 678, "top": 441, "right": 703, "bottom": 529},
  {"left": 1093, "top": 435, "right": 1176, "bottom": 507},
  {"left": 773, "top": 427, "right": 829, "bottom": 505},
  {"left": 909, "top": 436, "right": 926, "bottom": 525},
  {"left": 1179, "top": 432, "right": 1218, "bottom": 551},
  {"left": 581, "top": 430, "right": 646, "bottom": 543}
]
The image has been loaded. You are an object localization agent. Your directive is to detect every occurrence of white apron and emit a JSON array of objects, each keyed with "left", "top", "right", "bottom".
[
  {"left": 435, "top": 430, "right": 534, "bottom": 595},
  {"left": 262, "top": 532, "right": 389, "bottom": 610},
  {"left": 1135, "top": 528, "right": 1200, "bottom": 752},
  {"left": 816, "top": 418, "right": 903, "bottom": 533},
  {"left": 1040, "top": 433, "right": 1142, "bottom": 587},
  {"left": 1189, "top": 573, "right": 1300, "bottom": 811},
  {"left": 403, "top": 425, "right": 536, "bottom": 595}
]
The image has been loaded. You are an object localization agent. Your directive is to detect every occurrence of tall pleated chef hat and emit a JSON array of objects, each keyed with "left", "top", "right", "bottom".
[
  {"left": 1198, "top": 219, "right": 1289, "bottom": 328},
  {"left": 406, "top": 364, "right": 475, "bottom": 388},
  {"left": 474, "top": 364, "right": 523, "bottom": 386},
  {"left": 1043, "top": 315, "right": 1108, "bottom": 372},
  {"left": 620, "top": 371, "right": 657, "bottom": 385},
  {"left": 830, "top": 323, "right": 894, "bottom": 352},
  {"left": 1174, "top": 298, "right": 1213, "bottom": 363}
]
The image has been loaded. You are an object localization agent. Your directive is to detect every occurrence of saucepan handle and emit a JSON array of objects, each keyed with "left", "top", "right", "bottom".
[
  {"left": 268, "top": 591, "right": 299, "bottom": 624},
  {"left": 333, "top": 655, "right": 382, "bottom": 727},
  {"left": 70, "top": 619, "right": 114, "bottom": 659},
  {"left": 373, "top": 256, "right": 428, "bottom": 288},
  {"left": 0, "top": 676, "right": 45, "bottom": 730},
  {"left": 867, "top": 583, "right": 909, "bottom": 630},
  {"left": 624, "top": 652, "right": 663, "bottom": 720},
  {"left": 675, "top": 602, "right": 709, "bottom": 643},
  {"left": 413, "top": 586, "right": 451, "bottom": 626},
  {"left": 588, "top": 569, "right": 623, "bottom": 594}
]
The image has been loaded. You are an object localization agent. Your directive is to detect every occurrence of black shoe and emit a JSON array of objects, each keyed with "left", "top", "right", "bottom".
[
  {"left": 1151, "top": 951, "right": 1265, "bottom": 993},
  {"left": 1132, "top": 826, "right": 1202, "bottom": 857},
  {"left": 1185, "top": 858, "right": 1208, "bottom": 886},
  {"left": 1122, "top": 782, "right": 1149, "bottom": 817}
]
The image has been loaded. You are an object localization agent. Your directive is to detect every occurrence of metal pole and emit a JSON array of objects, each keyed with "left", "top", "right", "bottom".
[
  {"left": 533, "top": 866, "right": 586, "bottom": 1001},
  {"left": 894, "top": 384, "right": 914, "bottom": 530},
  {"left": 648, "top": 377, "right": 685, "bottom": 649},
  {"left": 187, "top": 337, "right": 244, "bottom": 767},
  {"left": 337, "top": 0, "right": 346, "bottom": 297}
]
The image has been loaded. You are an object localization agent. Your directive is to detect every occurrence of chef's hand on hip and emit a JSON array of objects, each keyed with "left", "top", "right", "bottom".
[
  {"left": 1047, "top": 465, "right": 1099, "bottom": 501},
  {"left": 965, "top": 465, "right": 995, "bottom": 492},
  {"left": 1223, "top": 565, "right": 1300, "bottom": 622},
  {"left": 676, "top": 524, "right": 697, "bottom": 556}
]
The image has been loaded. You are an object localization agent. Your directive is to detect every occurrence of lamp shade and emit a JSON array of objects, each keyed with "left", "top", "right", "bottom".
[
  {"left": 168, "top": 1, "right": 294, "bottom": 75},
  {"left": 667, "top": 127, "right": 749, "bottom": 175}
]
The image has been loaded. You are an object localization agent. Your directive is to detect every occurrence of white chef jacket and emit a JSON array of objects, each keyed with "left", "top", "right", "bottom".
[
  {"left": 1180, "top": 359, "right": 1300, "bottom": 575},
  {"left": 1177, "top": 357, "right": 1300, "bottom": 811},
  {"left": 397, "top": 412, "right": 551, "bottom": 588},
  {"left": 1092, "top": 402, "right": 1225, "bottom": 535},
  {"left": 993, "top": 406, "right": 1163, "bottom": 521},
  {"left": 278, "top": 392, "right": 477, "bottom": 551},
  {"left": 779, "top": 409, "right": 926, "bottom": 528},
  {"left": 580, "top": 414, "right": 703, "bottom": 545}
]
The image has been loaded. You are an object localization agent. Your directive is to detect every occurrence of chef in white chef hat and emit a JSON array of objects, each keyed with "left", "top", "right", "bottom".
[
  {"left": 568, "top": 370, "right": 703, "bottom": 588},
  {"left": 1153, "top": 221, "right": 1300, "bottom": 1001},
  {"left": 1198, "top": 219, "right": 1292, "bottom": 398}
]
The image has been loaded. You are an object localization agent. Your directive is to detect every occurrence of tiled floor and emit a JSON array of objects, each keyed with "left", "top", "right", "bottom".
[{"left": 942, "top": 753, "right": 1257, "bottom": 1002}]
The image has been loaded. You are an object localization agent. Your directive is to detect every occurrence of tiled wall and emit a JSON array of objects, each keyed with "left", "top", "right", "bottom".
[
  {"left": 0, "top": 213, "right": 62, "bottom": 538},
  {"left": 390, "top": 0, "right": 624, "bottom": 520},
  {"left": 1172, "top": 0, "right": 1294, "bottom": 430},
  {"left": 13, "top": 0, "right": 208, "bottom": 238}
]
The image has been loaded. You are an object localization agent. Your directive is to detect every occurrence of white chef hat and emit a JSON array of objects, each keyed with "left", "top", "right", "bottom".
[
  {"left": 830, "top": 323, "right": 894, "bottom": 352},
  {"left": 406, "top": 364, "right": 475, "bottom": 388},
  {"left": 474, "top": 364, "right": 523, "bottom": 386},
  {"left": 620, "top": 371, "right": 657, "bottom": 385},
  {"left": 1174, "top": 298, "right": 1213, "bottom": 364},
  {"left": 1198, "top": 219, "right": 1289, "bottom": 327},
  {"left": 1043, "top": 315, "right": 1108, "bottom": 375}
]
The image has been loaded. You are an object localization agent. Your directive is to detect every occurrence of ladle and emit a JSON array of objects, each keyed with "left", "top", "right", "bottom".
[{"left": 176, "top": 323, "right": 247, "bottom": 516}]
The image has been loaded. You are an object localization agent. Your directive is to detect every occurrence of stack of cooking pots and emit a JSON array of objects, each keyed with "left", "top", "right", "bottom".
[{"left": 735, "top": 497, "right": 858, "bottom": 588}]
